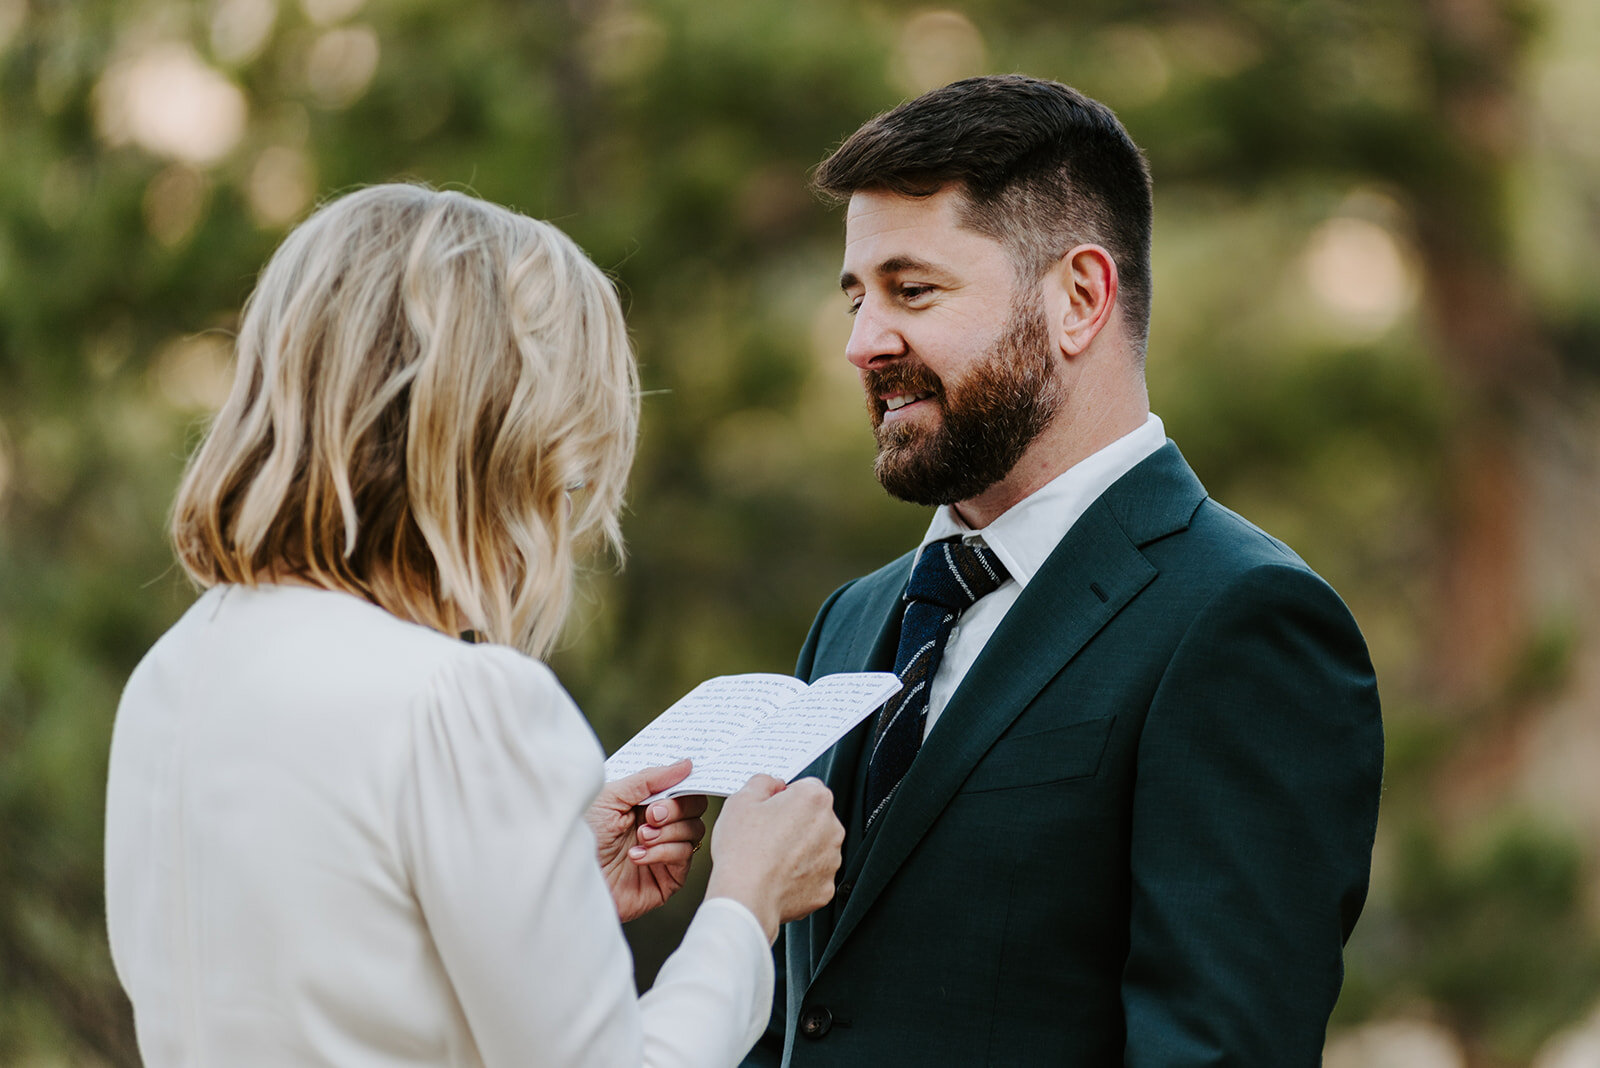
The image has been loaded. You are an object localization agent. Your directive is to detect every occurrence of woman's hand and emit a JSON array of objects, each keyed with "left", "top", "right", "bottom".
[
  {"left": 585, "top": 759, "right": 709, "bottom": 923},
  {"left": 705, "top": 775, "right": 843, "bottom": 943}
]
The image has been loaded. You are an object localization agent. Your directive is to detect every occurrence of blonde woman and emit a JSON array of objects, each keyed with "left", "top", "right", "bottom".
[{"left": 104, "top": 184, "right": 843, "bottom": 1067}]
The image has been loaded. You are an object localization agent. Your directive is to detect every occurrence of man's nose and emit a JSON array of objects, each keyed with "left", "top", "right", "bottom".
[{"left": 844, "top": 302, "right": 907, "bottom": 370}]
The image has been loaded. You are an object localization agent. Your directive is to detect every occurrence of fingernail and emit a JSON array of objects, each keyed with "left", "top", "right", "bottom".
[
  {"left": 648, "top": 804, "right": 667, "bottom": 824},
  {"left": 628, "top": 846, "right": 647, "bottom": 860},
  {"left": 639, "top": 825, "right": 659, "bottom": 841}
]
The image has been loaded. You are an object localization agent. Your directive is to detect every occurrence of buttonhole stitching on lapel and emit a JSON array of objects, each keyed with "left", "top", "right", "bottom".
[{"left": 1089, "top": 582, "right": 1108, "bottom": 603}]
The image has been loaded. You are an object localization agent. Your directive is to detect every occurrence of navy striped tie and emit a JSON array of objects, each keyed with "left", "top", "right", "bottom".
[{"left": 865, "top": 537, "right": 1009, "bottom": 829}]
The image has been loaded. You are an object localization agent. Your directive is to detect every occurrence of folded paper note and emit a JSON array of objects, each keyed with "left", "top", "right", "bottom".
[{"left": 604, "top": 672, "right": 902, "bottom": 801}]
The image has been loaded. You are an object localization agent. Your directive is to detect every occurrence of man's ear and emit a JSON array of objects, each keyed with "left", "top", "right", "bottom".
[{"left": 1045, "top": 244, "right": 1119, "bottom": 357}]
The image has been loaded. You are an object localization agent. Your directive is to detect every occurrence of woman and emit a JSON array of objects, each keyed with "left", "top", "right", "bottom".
[{"left": 104, "top": 184, "right": 842, "bottom": 1066}]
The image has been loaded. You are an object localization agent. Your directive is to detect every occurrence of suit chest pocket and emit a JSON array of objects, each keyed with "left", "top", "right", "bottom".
[{"left": 960, "top": 715, "right": 1114, "bottom": 793}]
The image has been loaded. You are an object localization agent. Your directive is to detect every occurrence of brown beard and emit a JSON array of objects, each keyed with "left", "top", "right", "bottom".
[{"left": 864, "top": 299, "right": 1061, "bottom": 506}]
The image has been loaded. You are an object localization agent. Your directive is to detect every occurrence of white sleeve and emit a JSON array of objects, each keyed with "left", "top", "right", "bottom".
[
  {"left": 641, "top": 897, "right": 774, "bottom": 1065},
  {"left": 397, "top": 646, "right": 772, "bottom": 1068}
]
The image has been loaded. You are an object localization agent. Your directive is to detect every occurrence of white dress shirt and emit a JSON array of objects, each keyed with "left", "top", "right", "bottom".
[
  {"left": 104, "top": 584, "right": 772, "bottom": 1067},
  {"left": 917, "top": 413, "right": 1167, "bottom": 737}
]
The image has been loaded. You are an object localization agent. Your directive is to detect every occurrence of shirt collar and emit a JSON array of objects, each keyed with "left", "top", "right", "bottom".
[{"left": 918, "top": 413, "right": 1167, "bottom": 588}]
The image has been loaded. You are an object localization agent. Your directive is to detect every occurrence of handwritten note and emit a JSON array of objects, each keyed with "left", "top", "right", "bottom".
[{"left": 604, "top": 672, "right": 902, "bottom": 800}]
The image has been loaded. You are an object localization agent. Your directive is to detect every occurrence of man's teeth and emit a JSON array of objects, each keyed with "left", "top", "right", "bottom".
[{"left": 884, "top": 392, "right": 932, "bottom": 411}]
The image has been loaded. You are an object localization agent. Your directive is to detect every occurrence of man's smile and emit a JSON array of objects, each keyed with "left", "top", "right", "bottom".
[{"left": 882, "top": 391, "right": 936, "bottom": 414}]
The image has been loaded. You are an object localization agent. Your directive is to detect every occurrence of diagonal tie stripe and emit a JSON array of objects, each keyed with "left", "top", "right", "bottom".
[{"left": 865, "top": 537, "right": 1009, "bottom": 830}]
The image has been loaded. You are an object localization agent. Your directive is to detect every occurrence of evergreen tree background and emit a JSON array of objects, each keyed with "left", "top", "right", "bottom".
[{"left": 4, "top": 0, "right": 1600, "bottom": 1063}]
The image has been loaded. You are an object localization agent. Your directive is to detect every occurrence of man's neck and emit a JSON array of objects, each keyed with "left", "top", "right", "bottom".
[{"left": 953, "top": 399, "right": 1150, "bottom": 529}]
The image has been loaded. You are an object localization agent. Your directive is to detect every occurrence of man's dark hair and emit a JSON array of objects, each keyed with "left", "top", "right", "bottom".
[{"left": 814, "top": 75, "right": 1154, "bottom": 353}]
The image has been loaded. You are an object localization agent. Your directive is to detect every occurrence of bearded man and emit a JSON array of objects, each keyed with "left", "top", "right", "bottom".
[{"left": 743, "top": 75, "right": 1384, "bottom": 1067}]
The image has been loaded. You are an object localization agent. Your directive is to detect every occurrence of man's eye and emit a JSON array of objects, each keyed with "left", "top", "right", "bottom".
[
  {"left": 846, "top": 299, "right": 862, "bottom": 317},
  {"left": 899, "top": 285, "right": 934, "bottom": 302}
]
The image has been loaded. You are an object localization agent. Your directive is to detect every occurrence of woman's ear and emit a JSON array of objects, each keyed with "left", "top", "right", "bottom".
[{"left": 1045, "top": 244, "right": 1120, "bottom": 357}]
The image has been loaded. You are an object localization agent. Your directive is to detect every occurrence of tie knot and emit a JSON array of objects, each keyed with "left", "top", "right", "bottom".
[{"left": 904, "top": 537, "right": 1010, "bottom": 612}]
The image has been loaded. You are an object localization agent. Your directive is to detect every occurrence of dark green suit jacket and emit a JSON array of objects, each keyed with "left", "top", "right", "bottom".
[{"left": 744, "top": 443, "right": 1383, "bottom": 1066}]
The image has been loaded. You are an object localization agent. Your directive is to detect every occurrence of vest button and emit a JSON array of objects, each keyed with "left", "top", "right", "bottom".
[{"left": 799, "top": 1005, "right": 833, "bottom": 1039}]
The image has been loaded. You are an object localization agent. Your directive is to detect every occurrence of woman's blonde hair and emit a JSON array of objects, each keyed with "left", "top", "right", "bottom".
[{"left": 171, "top": 184, "right": 638, "bottom": 656}]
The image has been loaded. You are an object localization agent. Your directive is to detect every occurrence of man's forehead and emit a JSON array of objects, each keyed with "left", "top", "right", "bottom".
[
  {"left": 844, "top": 186, "right": 962, "bottom": 233},
  {"left": 840, "top": 188, "right": 1002, "bottom": 284}
]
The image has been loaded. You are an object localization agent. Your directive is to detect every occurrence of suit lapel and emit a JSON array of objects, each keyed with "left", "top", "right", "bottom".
[
  {"left": 799, "top": 556, "right": 910, "bottom": 969},
  {"left": 814, "top": 442, "right": 1207, "bottom": 975}
]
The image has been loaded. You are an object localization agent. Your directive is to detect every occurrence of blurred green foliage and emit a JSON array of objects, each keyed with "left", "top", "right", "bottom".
[
  {"left": 1340, "top": 814, "right": 1600, "bottom": 1062},
  {"left": 3, "top": 0, "right": 1599, "bottom": 1063}
]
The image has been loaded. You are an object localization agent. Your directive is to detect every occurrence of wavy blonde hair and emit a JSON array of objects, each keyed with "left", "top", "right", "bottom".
[{"left": 171, "top": 184, "right": 638, "bottom": 656}]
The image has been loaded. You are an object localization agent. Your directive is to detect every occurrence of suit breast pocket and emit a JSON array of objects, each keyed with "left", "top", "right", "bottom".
[{"left": 960, "top": 715, "right": 1115, "bottom": 794}]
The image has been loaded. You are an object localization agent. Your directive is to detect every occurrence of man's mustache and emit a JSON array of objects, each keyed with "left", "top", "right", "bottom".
[{"left": 862, "top": 362, "right": 944, "bottom": 402}]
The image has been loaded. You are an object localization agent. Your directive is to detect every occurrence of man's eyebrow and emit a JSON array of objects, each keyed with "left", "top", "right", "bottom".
[{"left": 838, "top": 256, "right": 949, "bottom": 292}]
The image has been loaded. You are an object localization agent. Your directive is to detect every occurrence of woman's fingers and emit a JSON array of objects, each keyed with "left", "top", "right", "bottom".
[
  {"left": 627, "top": 839, "right": 698, "bottom": 865},
  {"left": 607, "top": 759, "right": 693, "bottom": 811},
  {"left": 644, "top": 791, "right": 709, "bottom": 828},
  {"left": 633, "top": 816, "right": 706, "bottom": 851}
]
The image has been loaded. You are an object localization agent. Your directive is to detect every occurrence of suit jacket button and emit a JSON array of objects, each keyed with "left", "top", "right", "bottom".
[
  {"left": 837, "top": 880, "right": 853, "bottom": 899},
  {"left": 799, "top": 1006, "right": 832, "bottom": 1039}
]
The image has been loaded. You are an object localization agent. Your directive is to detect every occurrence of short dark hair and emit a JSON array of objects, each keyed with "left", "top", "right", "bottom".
[{"left": 814, "top": 75, "right": 1153, "bottom": 352}]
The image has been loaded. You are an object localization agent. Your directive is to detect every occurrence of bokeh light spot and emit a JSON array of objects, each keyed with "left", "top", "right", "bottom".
[
  {"left": 144, "top": 165, "right": 210, "bottom": 248},
  {"left": 892, "top": 10, "right": 986, "bottom": 96},
  {"left": 153, "top": 334, "right": 234, "bottom": 412},
  {"left": 1303, "top": 214, "right": 1417, "bottom": 339},
  {"left": 94, "top": 43, "right": 248, "bottom": 166},
  {"left": 248, "top": 145, "right": 315, "bottom": 227},
  {"left": 301, "top": 0, "right": 363, "bottom": 26},
  {"left": 582, "top": 10, "right": 667, "bottom": 85},
  {"left": 0, "top": 0, "right": 26, "bottom": 54},
  {"left": 1537, "top": 58, "right": 1600, "bottom": 163},
  {"left": 1534, "top": 1012, "right": 1600, "bottom": 1068},
  {"left": 211, "top": 0, "right": 278, "bottom": 65},
  {"left": 306, "top": 24, "right": 379, "bottom": 109},
  {"left": 1163, "top": 18, "right": 1259, "bottom": 79},
  {"left": 0, "top": 417, "right": 11, "bottom": 513},
  {"left": 1324, "top": 1018, "right": 1465, "bottom": 1068},
  {"left": 1095, "top": 26, "right": 1170, "bottom": 106}
]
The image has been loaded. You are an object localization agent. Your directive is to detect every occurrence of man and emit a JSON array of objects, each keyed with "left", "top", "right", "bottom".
[{"left": 745, "top": 75, "right": 1383, "bottom": 1066}]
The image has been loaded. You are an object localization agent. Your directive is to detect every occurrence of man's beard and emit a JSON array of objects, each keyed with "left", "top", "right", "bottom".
[{"left": 865, "top": 300, "right": 1061, "bottom": 507}]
